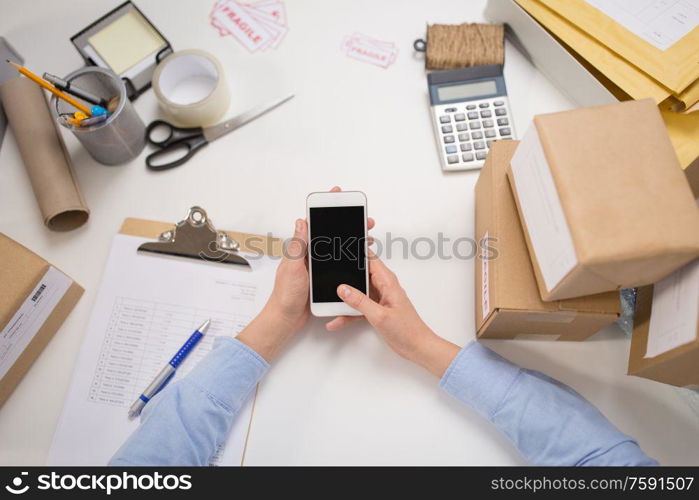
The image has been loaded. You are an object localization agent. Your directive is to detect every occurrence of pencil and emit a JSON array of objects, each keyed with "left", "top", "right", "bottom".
[{"left": 6, "top": 60, "right": 92, "bottom": 115}]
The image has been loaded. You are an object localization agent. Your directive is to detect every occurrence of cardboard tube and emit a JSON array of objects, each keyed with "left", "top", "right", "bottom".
[{"left": 0, "top": 77, "right": 89, "bottom": 231}]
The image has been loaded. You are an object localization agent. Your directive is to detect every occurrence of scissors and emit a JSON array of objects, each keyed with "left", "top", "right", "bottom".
[{"left": 145, "top": 94, "right": 294, "bottom": 170}]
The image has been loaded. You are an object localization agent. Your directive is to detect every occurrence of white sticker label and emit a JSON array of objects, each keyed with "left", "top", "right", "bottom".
[
  {"left": 481, "top": 232, "right": 490, "bottom": 319},
  {"left": 585, "top": 0, "right": 699, "bottom": 51},
  {"left": 510, "top": 125, "right": 578, "bottom": 293},
  {"left": 0, "top": 266, "right": 72, "bottom": 379},
  {"left": 645, "top": 259, "right": 699, "bottom": 358}
]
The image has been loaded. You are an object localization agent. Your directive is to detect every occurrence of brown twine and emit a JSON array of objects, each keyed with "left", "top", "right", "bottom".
[{"left": 425, "top": 23, "right": 504, "bottom": 70}]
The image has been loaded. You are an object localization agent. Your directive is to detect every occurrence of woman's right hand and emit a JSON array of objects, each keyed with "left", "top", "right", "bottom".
[{"left": 326, "top": 253, "right": 460, "bottom": 377}]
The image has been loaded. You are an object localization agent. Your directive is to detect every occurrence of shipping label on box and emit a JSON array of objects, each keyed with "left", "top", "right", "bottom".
[
  {"left": 507, "top": 99, "right": 699, "bottom": 301},
  {"left": 0, "top": 233, "right": 83, "bottom": 407},
  {"left": 474, "top": 141, "right": 619, "bottom": 341}
]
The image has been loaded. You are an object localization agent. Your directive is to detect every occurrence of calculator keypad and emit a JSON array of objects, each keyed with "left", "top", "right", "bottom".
[{"left": 433, "top": 96, "right": 515, "bottom": 171}]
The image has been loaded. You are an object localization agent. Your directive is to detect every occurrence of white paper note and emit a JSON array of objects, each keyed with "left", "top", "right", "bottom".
[
  {"left": 585, "top": 0, "right": 699, "bottom": 51},
  {"left": 48, "top": 234, "right": 277, "bottom": 465},
  {"left": 509, "top": 125, "right": 578, "bottom": 293},
  {"left": 645, "top": 259, "right": 699, "bottom": 358}
]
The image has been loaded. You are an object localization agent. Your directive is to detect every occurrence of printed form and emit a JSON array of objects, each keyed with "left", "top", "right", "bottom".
[
  {"left": 48, "top": 234, "right": 277, "bottom": 465},
  {"left": 585, "top": 0, "right": 699, "bottom": 50}
]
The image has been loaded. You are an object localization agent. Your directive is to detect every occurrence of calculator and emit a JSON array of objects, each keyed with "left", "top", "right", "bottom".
[{"left": 427, "top": 65, "right": 515, "bottom": 171}]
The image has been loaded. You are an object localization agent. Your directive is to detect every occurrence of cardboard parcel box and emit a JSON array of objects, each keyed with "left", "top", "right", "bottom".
[
  {"left": 628, "top": 260, "right": 699, "bottom": 388},
  {"left": 475, "top": 141, "right": 620, "bottom": 341},
  {"left": 507, "top": 99, "right": 699, "bottom": 301},
  {"left": 0, "top": 233, "right": 83, "bottom": 407}
]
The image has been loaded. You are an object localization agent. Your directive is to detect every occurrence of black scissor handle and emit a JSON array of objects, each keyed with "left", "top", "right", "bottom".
[
  {"left": 146, "top": 120, "right": 204, "bottom": 147},
  {"left": 145, "top": 136, "right": 209, "bottom": 170}
]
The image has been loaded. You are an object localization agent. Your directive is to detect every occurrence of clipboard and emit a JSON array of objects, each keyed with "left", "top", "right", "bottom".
[
  {"left": 49, "top": 206, "right": 282, "bottom": 466},
  {"left": 121, "top": 207, "right": 282, "bottom": 464},
  {"left": 119, "top": 206, "right": 283, "bottom": 262}
]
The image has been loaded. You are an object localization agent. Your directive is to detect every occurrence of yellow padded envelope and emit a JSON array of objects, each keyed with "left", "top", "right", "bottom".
[
  {"left": 513, "top": 0, "right": 699, "bottom": 171},
  {"left": 514, "top": 0, "right": 671, "bottom": 104},
  {"left": 539, "top": 0, "right": 699, "bottom": 94}
]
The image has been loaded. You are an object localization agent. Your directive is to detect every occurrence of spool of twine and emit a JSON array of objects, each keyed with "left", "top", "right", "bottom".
[{"left": 425, "top": 23, "right": 504, "bottom": 70}]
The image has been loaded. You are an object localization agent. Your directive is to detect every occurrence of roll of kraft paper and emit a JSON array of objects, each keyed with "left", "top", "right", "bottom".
[
  {"left": 0, "top": 77, "right": 89, "bottom": 231},
  {"left": 152, "top": 49, "right": 230, "bottom": 127}
]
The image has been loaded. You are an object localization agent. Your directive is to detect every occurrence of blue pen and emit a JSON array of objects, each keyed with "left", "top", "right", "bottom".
[{"left": 128, "top": 319, "right": 210, "bottom": 419}]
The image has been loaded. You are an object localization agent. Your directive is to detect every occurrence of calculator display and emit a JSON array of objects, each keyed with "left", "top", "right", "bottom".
[{"left": 437, "top": 80, "right": 498, "bottom": 101}]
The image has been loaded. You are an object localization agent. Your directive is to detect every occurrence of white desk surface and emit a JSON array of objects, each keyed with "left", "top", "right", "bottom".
[{"left": 1, "top": 0, "right": 697, "bottom": 466}]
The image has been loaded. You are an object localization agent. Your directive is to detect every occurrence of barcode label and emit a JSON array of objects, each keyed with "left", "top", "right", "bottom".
[
  {"left": 0, "top": 266, "right": 73, "bottom": 379},
  {"left": 31, "top": 284, "right": 46, "bottom": 302}
]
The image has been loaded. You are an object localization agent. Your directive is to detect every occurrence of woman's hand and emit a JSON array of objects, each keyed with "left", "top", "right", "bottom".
[
  {"left": 237, "top": 186, "right": 375, "bottom": 362},
  {"left": 329, "top": 253, "right": 460, "bottom": 377},
  {"left": 237, "top": 218, "right": 310, "bottom": 362}
]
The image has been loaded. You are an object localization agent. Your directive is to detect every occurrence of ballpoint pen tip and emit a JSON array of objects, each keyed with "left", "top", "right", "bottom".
[{"left": 199, "top": 319, "right": 211, "bottom": 333}]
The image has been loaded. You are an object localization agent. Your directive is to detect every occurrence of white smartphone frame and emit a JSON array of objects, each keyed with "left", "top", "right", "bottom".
[{"left": 306, "top": 190, "right": 369, "bottom": 317}]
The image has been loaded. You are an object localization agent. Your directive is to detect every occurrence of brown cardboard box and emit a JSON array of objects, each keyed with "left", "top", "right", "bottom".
[
  {"left": 686, "top": 156, "right": 699, "bottom": 199},
  {"left": 475, "top": 141, "right": 620, "bottom": 340},
  {"left": 628, "top": 261, "right": 699, "bottom": 388},
  {"left": 628, "top": 168, "right": 698, "bottom": 387},
  {"left": 0, "top": 233, "right": 83, "bottom": 407},
  {"left": 507, "top": 99, "right": 699, "bottom": 301}
]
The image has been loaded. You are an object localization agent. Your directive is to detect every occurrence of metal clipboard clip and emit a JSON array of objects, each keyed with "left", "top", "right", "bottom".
[{"left": 138, "top": 206, "right": 250, "bottom": 267}]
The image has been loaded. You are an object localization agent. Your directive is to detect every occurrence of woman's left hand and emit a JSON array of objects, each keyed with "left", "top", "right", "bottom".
[{"left": 237, "top": 186, "right": 375, "bottom": 361}]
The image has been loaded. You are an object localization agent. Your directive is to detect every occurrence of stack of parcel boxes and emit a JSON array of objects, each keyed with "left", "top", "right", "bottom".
[{"left": 474, "top": 99, "right": 699, "bottom": 388}]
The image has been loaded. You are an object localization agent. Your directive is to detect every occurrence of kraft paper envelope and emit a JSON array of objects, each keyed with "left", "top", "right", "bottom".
[
  {"left": 513, "top": 0, "right": 699, "bottom": 171},
  {"left": 539, "top": 0, "right": 699, "bottom": 95},
  {"left": 514, "top": 0, "right": 671, "bottom": 105},
  {"left": 662, "top": 109, "right": 699, "bottom": 178},
  {"left": 515, "top": 0, "right": 699, "bottom": 112}
]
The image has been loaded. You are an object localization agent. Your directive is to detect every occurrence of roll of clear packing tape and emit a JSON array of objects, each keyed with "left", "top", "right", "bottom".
[{"left": 152, "top": 49, "right": 230, "bottom": 127}]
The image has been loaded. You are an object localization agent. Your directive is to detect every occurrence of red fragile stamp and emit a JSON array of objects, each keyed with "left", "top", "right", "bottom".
[
  {"left": 342, "top": 32, "right": 398, "bottom": 69},
  {"left": 210, "top": 0, "right": 288, "bottom": 52}
]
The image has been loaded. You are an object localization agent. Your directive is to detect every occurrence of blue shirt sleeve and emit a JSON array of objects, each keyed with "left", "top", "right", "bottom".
[
  {"left": 109, "top": 337, "right": 268, "bottom": 466},
  {"left": 440, "top": 341, "right": 658, "bottom": 466}
]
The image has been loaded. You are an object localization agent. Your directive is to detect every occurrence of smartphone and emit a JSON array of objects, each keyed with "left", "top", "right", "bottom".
[{"left": 306, "top": 191, "right": 369, "bottom": 317}]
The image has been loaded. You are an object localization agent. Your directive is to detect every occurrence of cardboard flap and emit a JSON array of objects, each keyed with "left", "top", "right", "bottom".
[{"left": 557, "top": 290, "right": 620, "bottom": 314}]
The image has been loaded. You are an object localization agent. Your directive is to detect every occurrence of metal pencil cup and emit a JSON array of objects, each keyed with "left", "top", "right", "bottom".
[{"left": 51, "top": 67, "right": 145, "bottom": 165}]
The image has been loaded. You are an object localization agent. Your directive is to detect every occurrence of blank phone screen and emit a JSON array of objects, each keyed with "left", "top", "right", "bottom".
[{"left": 309, "top": 206, "right": 367, "bottom": 302}]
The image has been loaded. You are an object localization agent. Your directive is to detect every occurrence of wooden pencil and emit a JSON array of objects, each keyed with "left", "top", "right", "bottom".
[{"left": 6, "top": 60, "right": 92, "bottom": 115}]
